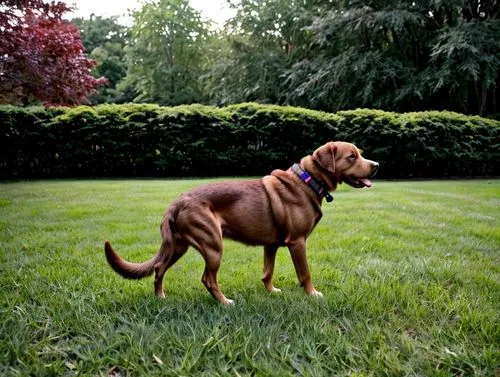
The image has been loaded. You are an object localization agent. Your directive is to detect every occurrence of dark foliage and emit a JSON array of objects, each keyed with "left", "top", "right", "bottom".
[
  {"left": 206, "top": 0, "right": 500, "bottom": 117},
  {"left": 0, "top": 0, "right": 106, "bottom": 105},
  {"left": 72, "top": 16, "right": 130, "bottom": 104},
  {"left": 1, "top": 104, "right": 498, "bottom": 179}
]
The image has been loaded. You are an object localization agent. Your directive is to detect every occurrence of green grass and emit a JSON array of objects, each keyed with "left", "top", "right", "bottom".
[{"left": 0, "top": 179, "right": 498, "bottom": 376}]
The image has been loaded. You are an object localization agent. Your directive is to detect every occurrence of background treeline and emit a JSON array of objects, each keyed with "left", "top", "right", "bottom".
[
  {"left": 1, "top": 103, "right": 498, "bottom": 179},
  {"left": 71, "top": 0, "right": 500, "bottom": 118}
]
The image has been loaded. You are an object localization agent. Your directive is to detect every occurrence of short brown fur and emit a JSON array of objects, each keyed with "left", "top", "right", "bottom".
[{"left": 105, "top": 141, "right": 379, "bottom": 304}]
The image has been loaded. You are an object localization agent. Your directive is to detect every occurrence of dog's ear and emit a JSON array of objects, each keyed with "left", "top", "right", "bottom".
[{"left": 312, "top": 142, "right": 336, "bottom": 174}]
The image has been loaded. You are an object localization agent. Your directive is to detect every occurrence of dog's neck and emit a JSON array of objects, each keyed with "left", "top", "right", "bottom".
[
  {"left": 291, "top": 163, "right": 334, "bottom": 203},
  {"left": 299, "top": 155, "right": 339, "bottom": 192}
]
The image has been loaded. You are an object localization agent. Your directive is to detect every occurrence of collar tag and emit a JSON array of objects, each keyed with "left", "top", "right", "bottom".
[{"left": 291, "top": 163, "right": 334, "bottom": 203}]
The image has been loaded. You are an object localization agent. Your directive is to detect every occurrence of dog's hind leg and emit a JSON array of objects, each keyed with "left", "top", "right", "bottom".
[
  {"left": 154, "top": 241, "right": 188, "bottom": 298},
  {"left": 195, "top": 227, "right": 232, "bottom": 304},
  {"left": 262, "top": 245, "right": 281, "bottom": 293},
  {"left": 175, "top": 203, "right": 233, "bottom": 305},
  {"left": 200, "top": 245, "right": 233, "bottom": 305}
]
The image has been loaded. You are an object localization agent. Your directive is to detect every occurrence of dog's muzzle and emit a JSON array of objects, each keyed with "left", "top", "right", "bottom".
[{"left": 345, "top": 161, "right": 379, "bottom": 188}]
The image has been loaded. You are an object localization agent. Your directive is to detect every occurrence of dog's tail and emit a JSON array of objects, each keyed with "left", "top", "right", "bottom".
[
  {"left": 104, "top": 202, "right": 181, "bottom": 280},
  {"left": 104, "top": 241, "right": 158, "bottom": 279}
]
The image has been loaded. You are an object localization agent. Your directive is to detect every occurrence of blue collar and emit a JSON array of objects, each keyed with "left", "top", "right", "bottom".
[{"left": 291, "top": 163, "right": 333, "bottom": 203}]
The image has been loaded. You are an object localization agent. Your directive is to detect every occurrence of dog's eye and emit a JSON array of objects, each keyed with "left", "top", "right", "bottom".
[{"left": 347, "top": 153, "right": 356, "bottom": 161}]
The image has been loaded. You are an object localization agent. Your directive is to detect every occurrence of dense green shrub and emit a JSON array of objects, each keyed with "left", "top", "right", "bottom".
[{"left": 0, "top": 103, "right": 498, "bottom": 179}]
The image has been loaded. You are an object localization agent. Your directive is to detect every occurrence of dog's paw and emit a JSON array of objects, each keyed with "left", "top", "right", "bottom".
[
  {"left": 310, "top": 290, "right": 324, "bottom": 298},
  {"left": 267, "top": 286, "right": 281, "bottom": 295},
  {"left": 221, "top": 297, "right": 235, "bottom": 305}
]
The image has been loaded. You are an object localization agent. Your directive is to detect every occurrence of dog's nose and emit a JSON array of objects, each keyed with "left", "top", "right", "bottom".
[{"left": 370, "top": 162, "right": 379, "bottom": 177}]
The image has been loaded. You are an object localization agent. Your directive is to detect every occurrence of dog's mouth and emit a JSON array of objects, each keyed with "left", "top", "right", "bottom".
[
  {"left": 344, "top": 163, "right": 378, "bottom": 188},
  {"left": 344, "top": 176, "right": 373, "bottom": 188}
]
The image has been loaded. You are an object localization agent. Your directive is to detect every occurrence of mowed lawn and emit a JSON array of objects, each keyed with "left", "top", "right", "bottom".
[{"left": 0, "top": 179, "right": 498, "bottom": 376}]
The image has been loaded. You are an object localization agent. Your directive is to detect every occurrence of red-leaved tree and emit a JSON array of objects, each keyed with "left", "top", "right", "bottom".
[{"left": 0, "top": 0, "right": 107, "bottom": 106}]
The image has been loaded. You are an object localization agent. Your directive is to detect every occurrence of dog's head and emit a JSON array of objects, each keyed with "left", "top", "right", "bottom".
[{"left": 308, "top": 141, "right": 379, "bottom": 189}]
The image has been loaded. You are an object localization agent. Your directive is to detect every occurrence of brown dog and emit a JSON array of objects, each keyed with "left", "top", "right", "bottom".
[{"left": 105, "top": 141, "right": 379, "bottom": 304}]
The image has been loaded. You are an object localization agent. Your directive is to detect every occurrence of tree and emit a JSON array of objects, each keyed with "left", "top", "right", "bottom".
[
  {"left": 282, "top": 0, "right": 500, "bottom": 116},
  {"left": 121, "top": 0, "right": 211, "bottom": 105},
  {"left": 204, "top": 0, "right": 318, "bottom": 105},
  {"left": 423, "top": 0, "right": 500, "bottom": 115},
  {"left": 282, "top": 0, "right": 425, "bottom": 111},
  {"left": 0, "top": 0, "right": 106, "bottom": 106},
  {"left": 72, "top": 16, "right": 130, "bottom": 104}
]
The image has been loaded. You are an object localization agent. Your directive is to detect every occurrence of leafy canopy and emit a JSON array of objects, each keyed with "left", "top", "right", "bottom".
[
  {"left": 121, "top": 0, "right": 211, "bottom": 105},
  {"left": 0, "top": 0, "right": 106, "bottom": 105}
]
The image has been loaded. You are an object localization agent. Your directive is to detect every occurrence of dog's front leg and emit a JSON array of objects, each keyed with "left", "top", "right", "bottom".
[
  {"left": 287, "top": 239, "right": 323, "bottom": 298},
  {"left": 262, "top": 245, "right": 281, "bottom": 293}
]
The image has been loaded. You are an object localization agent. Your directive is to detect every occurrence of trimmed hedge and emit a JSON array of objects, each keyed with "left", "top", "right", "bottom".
[{"left": 1, "top": 103, "right": 498, "bottom": 179}]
